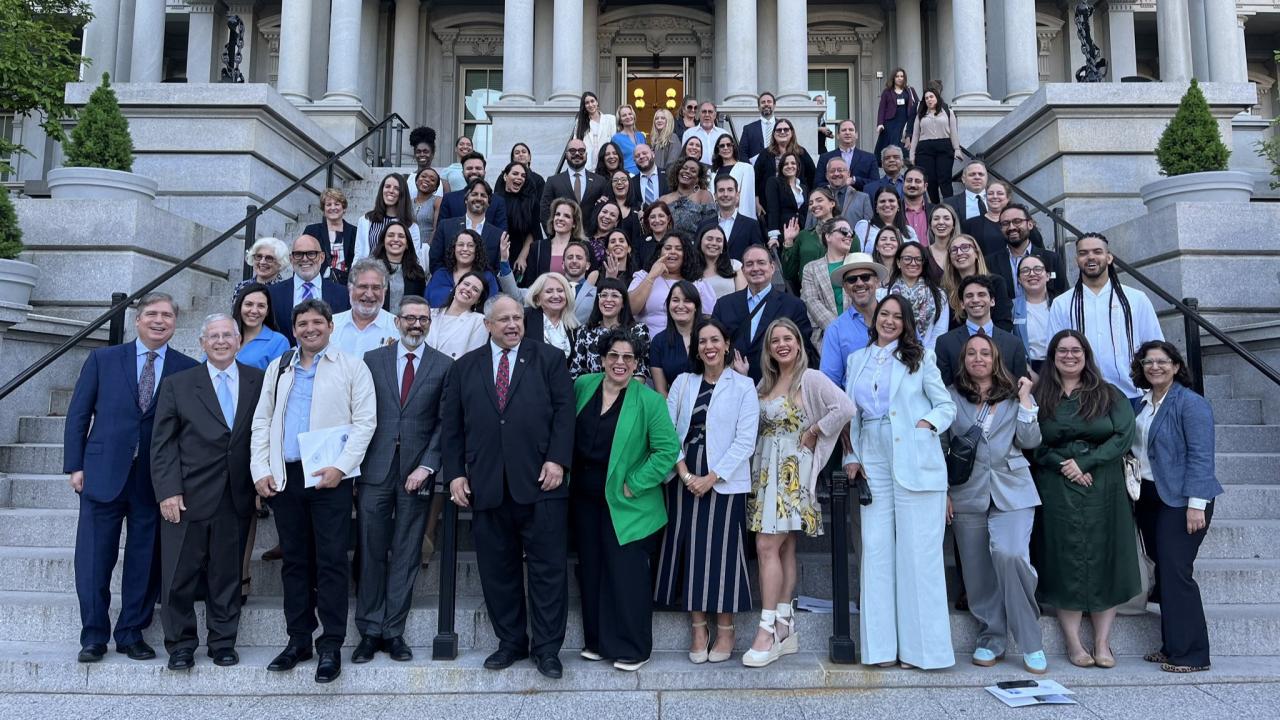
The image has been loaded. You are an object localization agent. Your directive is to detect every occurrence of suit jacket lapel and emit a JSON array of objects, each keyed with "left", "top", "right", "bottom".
[
  {"left": 231, "top": 364, "right": 261, "bottom": 437},
  {"left": 888, "top": 352, "right": 907, "bottom": 403},
  {"left": 121, "top": 344, "right": 141, "bottom": 414},
  {"left": 382, "top": 347, "right": 402, "bottom": 406},
  {"left": 1148, "top": 385, "right": 1176, "bottom": 439},
  {"left": 404, "top": 347, "right": 434, "bottom": 407},
  {"left": 504, "top": 341, "right": 532, "bottom": 403},
  {"left": 194, "top": 370, "right": 228, "bottom": 429}
]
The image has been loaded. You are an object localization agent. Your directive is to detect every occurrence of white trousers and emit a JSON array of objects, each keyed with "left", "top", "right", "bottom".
[{"left": 858, "top": 418, "right": 955, "bottom": 668}]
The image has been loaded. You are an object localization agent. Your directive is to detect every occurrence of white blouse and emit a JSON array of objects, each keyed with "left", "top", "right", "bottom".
[
  {"left": 543, "top": 317, "right": 572, "bottom": 357},
  {"left": 426, "top": 311, "right": 487, "bottom": 360},
  {"left": 852, "top": 341, "right": 898, "bottom": 419}
]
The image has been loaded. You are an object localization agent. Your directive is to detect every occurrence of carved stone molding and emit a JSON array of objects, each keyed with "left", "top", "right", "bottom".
[
  {"left": 456, "top": 31, "right": 503, "bottom": 57},
  {"left": 434, "top": 28, "right": 459, "bottom": 81},
  {"left": 855, "top": 29, "right": 880, "bottom": 57}
]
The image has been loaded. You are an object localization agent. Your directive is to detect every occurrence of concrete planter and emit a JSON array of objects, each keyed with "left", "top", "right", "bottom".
[
  {"left": 46, "top": 166, "right": 158, "bottom": 204},
  {"left": 0, "top": 258, "right": 41, "bottom": 308},
  {"left": 1140, "top": 170, "right": 1255, "bottom": 213}
]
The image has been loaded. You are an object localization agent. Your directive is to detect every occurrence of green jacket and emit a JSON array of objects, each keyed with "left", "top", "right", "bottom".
[
  {"left": 573, "top": 374, "right": 681, "bottom": 545},
  {"left": 781, "top": 229, "right": 823, "bottom": 291}
]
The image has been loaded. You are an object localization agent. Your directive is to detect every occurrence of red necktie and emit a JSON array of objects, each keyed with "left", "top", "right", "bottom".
[
  {"left": 400, "top": 353, "right": 415, "bottom": 406},
  {"left": 496, "top": 349, "right": 510, "bottom": 411}
]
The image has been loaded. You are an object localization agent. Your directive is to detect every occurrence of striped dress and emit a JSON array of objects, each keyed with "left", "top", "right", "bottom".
[{"left": 653, "top": 379, "right": 753, "bottom": 613}]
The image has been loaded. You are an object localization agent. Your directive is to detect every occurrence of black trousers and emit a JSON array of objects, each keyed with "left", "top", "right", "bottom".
[
  {"left": 354, "top": 450, "right": 430, "bottom": 640},
  {"left": 1135, "top": 480, "right": 1214, "bottom": 666},
  {"left": 571, "top": 494, "right": 659, "bottom": 662},
  {"left": 271, "top": 462, "right": 354, "bottom": 652},
  {"left": 472, "top": 491, "right": 568, "bottom": 658},
  {"left": 160, "top": 484, "right": 250, "bottom": 653},
  {"left": 915, "top": 138, "right": 955, "bottom": 203}
]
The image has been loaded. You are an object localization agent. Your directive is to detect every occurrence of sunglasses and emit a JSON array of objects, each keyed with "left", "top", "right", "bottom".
[{"left": 843, "top": 272, "right": 876, "bottom": 285}]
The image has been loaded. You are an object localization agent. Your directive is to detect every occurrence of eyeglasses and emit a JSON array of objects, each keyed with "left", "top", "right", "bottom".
[
  {"left": 898, "top": 256, "right": 923, "bottom": 266},
  {"left": 566, "top": 148, "right": 586, "bottom": 155},
  {"left": 949, "top": 245, "right": 974, "bottom": 255},
  {"left": 399, "top": 315, "right": 430, "bottom": 326},
  {"left": 843, "top": 272, "right": 876, "bottom": 285},
  {"left": 611, "top": 177, "right": 630, "bottom": 184},
  {"left": 203, "top": 332, "right": 237, "bottom": 342},
  {"left": 605, "top": 351, "right": 637, "bottom": 364},
  {"left": 252, "top": 254, "right": 278, "bottom": 263},
  {"left": 775, "top": 128, "right": 792, "bottom": 134},
  {"left": 1140, "top": 358, "right": 1173, "bottom": 368},
  {"left": 1055, "top": 346, "right": 1085, "bottom": 356},
  {"left": 291, "top": 251, "right": 322, "bottom": 261},
  {"left": 999, "top": 218, "right": 1028, "bottom": 228},
  {"left": 1019, "top": 266, "right": 1046, "bottom": 277}
]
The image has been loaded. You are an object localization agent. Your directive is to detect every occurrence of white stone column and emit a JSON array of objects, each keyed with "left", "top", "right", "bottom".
[
  {"left": 951, "top": 0, "right": 990, "bottom": 102},
  {"left": 533, "top": 0, "right": 554, "bottom": 101},
  {"left": 389, "top": 0, "right": 419, "bottom": 120},
  {"left": 1188, "top": 0, "right": 1209, "bottom": 80},
  {"left": 895, "top": 0, "right": 923, "bottom": 92},
  {"left": 582, "top": 0, "right": 599, "bottom": 95},
  {"left": 129, "top": 0, "right": 166, "bottom": 82},
  {"left": 1107, "top": 2, "right": 1137, "bottom": 80},
  {"left": 1235, "top": 14, "right": 1249, "bottom": 85},
  {"left": 713, "top": 0, "right": 728, "bottom": 102},
  {"left": 184, "top": 0, "right": 216, "bottom": 82},
  {"left": 936, "top": 0, "right": 955, "bottom": 100},
  {"left": 756, "top": 0, "right": 778, "bottom": 93},
  {"left": 1204, "top": 0, "right": 1244, "bottom": 82},
  {"left": 114, "top": 0, "right": 136, "bottom": 81},
  {"left": 722, "top": 0, "right": 758, "bottom": 104},
  {"left": 1156, "top": 0, "right": 1193, "bottom": 83},
  {"left": 550, "top": 0, "right": 584, "bottom": 103},
  {"left": 276, "top": 0, "right": 313, "bottom": 101},
  {"left": 323, "top": 0, "right": 363, "bottom": 101},
  {"left": 82, "top": 0, "right": 121, "bottom": 79},
  {"left": 775, "top": 0, "right": 808, "bottom": 102},
  {"left": 1003, "top": 0, "right": 1037, "bottom": 102},
  {"left": 501, "top": 0, "right": 535, "bottom": 103}
]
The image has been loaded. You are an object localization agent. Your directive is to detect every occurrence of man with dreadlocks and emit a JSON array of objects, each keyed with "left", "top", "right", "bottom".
[{"left": 1048, "top": 233, "right": 1162, "bottom": 407}]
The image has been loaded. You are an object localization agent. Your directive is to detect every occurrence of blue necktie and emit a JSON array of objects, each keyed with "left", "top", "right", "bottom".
[
  {"left": 302, "top": 281, "right": 315, "bottom": 301},
  {"left": 216, "top": 371, "right": 235, "bottom": 428},
  {"left": 644, "top": 175, "right": 656, "bottom": 204}
]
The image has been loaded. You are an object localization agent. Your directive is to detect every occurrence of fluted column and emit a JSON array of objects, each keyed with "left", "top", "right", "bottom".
[
  {"left": 1204, "top": 0, "right": 1245, "bottom": 82},
  {"left": 389, "top": 0, "right": 419, "bottom": 120},
  {"left": 756, "top": 0, "right": 778, "bottom": 94},
  {"left": 951, "top": 0, "right": 990, "bottom": 101},
  {"left": 895, "top": 0, "right": 922, "bottom": 93},
  {"left": 82, "top": 0, "right": 121, "bottom": 79},
  {"left": 533, "top": 0, "right": 554, "bottom": 101},
  {"left": 1107, "top": 2, "right": 1138, "bottom": 81},
  {"left": 501, "top": 0, "right": 535, "bottom": 102},
  {"left": 129, "top": 0, "right": 165, "bottom": 81},
  {"left": 582, "top": 0, "right": 598, "bottom": 94},
  {"left": 936, "top": 0, "right": 955, "bottom": 100},
  {"left": 723, "top": 0, "right": 758, "bottom": 104},
  {"left": 550, "top": 0, "right": 584, "bottom": 103},
  {"left": 184, "top": 0, "right": 215, "bottom": 82},
  {"left": 1003, "top": 0, "right": 1037, "bottom": 101},
  {"left": 324, "top": 0, "right": 363, "bottom": 101},
  {"left": 1156, "top": 0, "right": 1193, "bottom": 83},
  {"left": 1188, "top": 0, "right": 1209, "bottom": 80},
  {"left": 775, "top": 0, "right": 808, "bottom": 102},
  {"left": 276, "top": 0, "right": 313, "bottom": 101}
]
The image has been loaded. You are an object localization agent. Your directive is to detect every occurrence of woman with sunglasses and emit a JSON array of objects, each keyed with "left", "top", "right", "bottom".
[
  {"left": 799, "top": 217, "right": 856, "bottom": 347},
  {"left": 710, "top": 134, "right": 757, "bottom": 218}
]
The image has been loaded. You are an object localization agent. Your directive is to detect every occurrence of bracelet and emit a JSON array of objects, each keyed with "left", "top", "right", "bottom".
[{"left": 681, "top": 472, "right": 694, "bottom": 483}]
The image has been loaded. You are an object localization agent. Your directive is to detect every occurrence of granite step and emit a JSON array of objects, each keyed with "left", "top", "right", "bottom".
[
  {"left": 1210, "top": 398, "right": 1263, "bottom": 425},
  {"left": 1214, "top": 424, "right": 1280, "bottom": 453},
  {"left": 16, "top": 416, "right": 65, "bottom": 445},
  {"left": 1203, "top": 374, "right": 1233, "bottom": 399},
  {"left": 1, "top": 590, "right": 1278, "bottom": 657},
  {"left": 0, "top": 508, "right": 280, "bottom": 553},
  {"left": 1214, "top": 484, "right": 1280, "bottom": 520}
]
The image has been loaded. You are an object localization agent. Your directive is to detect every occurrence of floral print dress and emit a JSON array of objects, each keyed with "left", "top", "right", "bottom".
[{"left": 748, "top": 396, "right": 822, "bottom": 536}]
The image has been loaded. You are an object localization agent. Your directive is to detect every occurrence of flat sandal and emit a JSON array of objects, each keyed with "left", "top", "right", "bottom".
[{"left": 1161, "top": 662, "right": 1209, "bottom": 673}]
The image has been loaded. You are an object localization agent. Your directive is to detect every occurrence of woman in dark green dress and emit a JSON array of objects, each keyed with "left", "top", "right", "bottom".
[{"left": 1031, "top": 329, "right": 1139, "bottom": 670}]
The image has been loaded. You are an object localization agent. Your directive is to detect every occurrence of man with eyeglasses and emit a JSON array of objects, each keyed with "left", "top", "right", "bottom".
[
  {"left": 684, "top": 101, "right": 729, "bottom": 165},
  {"left": 267, "top": 234, "right": 350, "bottom": 345},
  {"left": 806, "top": 156, "right": 873, "bottom": 229},
  {"left": 539, "top": 138, "right": 608, "bottom": 224},
  {"left": 737, "top": 92, "right": 776, "bottom": 164},
  {"left": 934, "top": 274, "right": 1028, "bottom": 387},
  {"left": 331, "top": 258, "right": 400, "bottom": 357},
  {"left": 820, "top": 252, "right": 889, "bottom": 387},
  {"left": 352, "top": 294, "right": 453, "bottom": 665},
  {"left": 985, "top": 203, "right": 1066, "bottom": 303}
]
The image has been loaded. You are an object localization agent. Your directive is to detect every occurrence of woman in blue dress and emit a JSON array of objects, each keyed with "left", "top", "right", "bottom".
[{"left": 232, "top": 282, "right": 290, "bottom": 370}]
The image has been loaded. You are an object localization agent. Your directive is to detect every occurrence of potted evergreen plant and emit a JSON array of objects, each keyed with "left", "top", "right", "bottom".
[
  {"left": 1139, "top": 78, "right": 1254, "bottom": 212},
  {"left": 46, "top": 73, "right": 159, "bottom": 203},
  {"left": 0, "top": 188, "right": 41, "bottom": 309}
]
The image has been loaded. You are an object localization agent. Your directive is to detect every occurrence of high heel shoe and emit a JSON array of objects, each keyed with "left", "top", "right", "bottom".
[
  {"left": 688, "top": 621, "right": 710, "bottom": 664},
  {"left": 708, "top": 624, "right": 735, "bottom": 663},
  {"left": 775, "top": 602, "right": 798, "bottom": 656},
  {"left": 742, "top": 610, "right": 779, "bottom": 668}
]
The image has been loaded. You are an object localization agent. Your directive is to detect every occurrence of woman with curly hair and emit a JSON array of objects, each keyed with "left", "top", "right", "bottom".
[{"left": 628, "top": 233, "right": 717, "bottom": 336}]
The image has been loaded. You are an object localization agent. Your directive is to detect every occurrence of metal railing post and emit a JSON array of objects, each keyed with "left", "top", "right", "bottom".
[
  {"left": 394, "top": 121, "right": 404, "bottom": 167},
  {"left": 242, "top": 205, "right": 258, "bottom": 281},
  {"left": 107, "top": 293, "right": 128, "bottom": 345},
  {"left": 827, "top": 470, "right": 857, "bottom": 663},
  {"left": 325, "top": 152, "right": 337, "bottom": 190},
  {"left": 432, "top": 499, "right": 460, "bottom": 660},
  {"left": 1183, "top": 297, "right": 1205, "bottom": 395}
]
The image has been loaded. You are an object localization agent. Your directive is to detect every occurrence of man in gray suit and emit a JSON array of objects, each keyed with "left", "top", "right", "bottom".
[
  {"left": 805, "top": 156, "right": 872, "bottom": 229},
  {"left": 353, "top": 294, "right": 453, "bottom": 663}
]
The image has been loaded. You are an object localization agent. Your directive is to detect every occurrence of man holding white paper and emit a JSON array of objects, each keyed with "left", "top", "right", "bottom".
[{"left": 250, "top": 299, "right": 376, "bottom": 684}]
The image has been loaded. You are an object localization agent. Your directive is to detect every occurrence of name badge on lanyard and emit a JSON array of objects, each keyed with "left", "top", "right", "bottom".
[{"left": 896, "top": 97, "right": 906, "bottom": 106}]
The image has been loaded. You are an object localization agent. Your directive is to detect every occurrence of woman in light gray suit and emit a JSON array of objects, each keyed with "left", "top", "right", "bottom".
[
  {"left": 945, "top": 333, "right": 1047, "bottom": 675},
  {"left": 842, "top": 293, "right": 956, "bottom": 670}
]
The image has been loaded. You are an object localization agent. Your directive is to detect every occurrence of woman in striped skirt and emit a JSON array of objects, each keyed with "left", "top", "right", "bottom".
[{"left": 656, "top": 317, "right": 760, "bottom": 664}]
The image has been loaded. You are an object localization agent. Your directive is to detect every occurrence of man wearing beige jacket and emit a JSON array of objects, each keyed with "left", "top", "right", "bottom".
[{"left": 250, "top": 298, "right": 377, "bottom": 684}]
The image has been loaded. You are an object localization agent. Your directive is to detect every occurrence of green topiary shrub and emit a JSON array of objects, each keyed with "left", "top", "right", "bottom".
[
  {"left": 1154, "top": 78, "right": 1230, "bottom": 177},
  {"left": 0, "top": 187, "right": 23, "bottom": 260},
  {"left": 63, "top": 72, "right": 134, "bottom": 172}
]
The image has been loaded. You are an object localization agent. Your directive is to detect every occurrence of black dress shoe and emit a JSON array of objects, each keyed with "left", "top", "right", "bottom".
[
  {"left": 351, "top": 636, "right": 380, "bottom": 664},
  {"left": 167, "top": 649, "right": 195, "bottom": 670},
  {"left": 385, "top": 636, "right": 412, "bottom": 662},
  {"left": 77, "top": 644, "right": 107, "bottom": 663},
  {"left": 209, "top": 647, "right": 239, "bottom": 667},
  {"left": 483, "top": 648, "right": 528, "bottom": 670},
  {"left": 315, "top": 650, "right": 341, "bottom": 683},
  {"left": 267, "top": 645, "right": 313, "bottom": 671},
  {"left": 535, "top": 654, "right": 564, "bottom": 679},
  {"left": 117, "top": 641, "right": 157, "bottom": 661}
]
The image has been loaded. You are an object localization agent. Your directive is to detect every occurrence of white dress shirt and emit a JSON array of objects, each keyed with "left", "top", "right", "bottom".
[
  {"left": 852, "top": 341, "right": 898, "bottom": 419},
  {"left": 331, "top": 308, "right": 399, "bottom": 357},
  {"left": 490, "top": 340, "right": 519, "bottom": 384},
  {"left": 1048, "top": 280, "right": 1163, "bottom": 399},
  {"left": 964, "top": 189, "right": 986, "bottom": 220}
]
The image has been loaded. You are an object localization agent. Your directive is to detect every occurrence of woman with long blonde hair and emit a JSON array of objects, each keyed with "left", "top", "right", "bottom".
[
  {"left": 941, "top": 233, "right": 1013, "bottom": 331},
  {"left": 650, "top": 108, "right": 679, "bottom": 170}
]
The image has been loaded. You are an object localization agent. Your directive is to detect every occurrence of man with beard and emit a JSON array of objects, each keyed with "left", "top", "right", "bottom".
[
  {"left": 1049, "top": 233, "right": 1162, "bottom": 405},
  {"left": 539, "top": 138, "right": 607, "bottom": 223},
  {"left": 737, "top": 92, "right": 776, "bottom": 163},
  {"left": 430, "top": 179, "right": 507, "bottom": 274},
  {"left": 331, "top": 259, "right": 399, "bottom": 357},
  {"left": 627, "top": 144, "right": 668, "bottom": 208},
  {"left": 352, "top": 295, "right": 453, "bottom": 663},
  {"left": 901, "top": 167, "right": 932, "bottom": 243},
  {"left": 267, "top": 234, "right": 350, "bottom": 345},
  {"left": 820, "top": 253, "right": 888, "bottom": 387},
  {"left": 985, "top": 203, "right": 1066, "bottom": 302},
  {"left": 438, "top": 151, "right": 508, "bottom": 229}
]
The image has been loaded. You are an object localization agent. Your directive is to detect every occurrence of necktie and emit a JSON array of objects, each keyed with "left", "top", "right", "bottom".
[
  {"left": 573, "top": 172, "right": 583, "bottom": 202},
  {"left": 215, "top": 371, "right": 235, "bottom": 427},
  {"left": 496, "top": 349, "right": 511, "bottom": 411},
  {"left": 644, "top": 175, "right": 656, "bottom": 204},
  {"left": 302, "top": 281, "right": 315, "bottom": 301},
  {"left": 400, "top": 353, "right": 416, "bottom": 406},
  {"left": 975, "top": 325, "right": 988, "bottom": 337},
  {"left": 749, "top": 294, "right": 764, "bottom": 341},
  {"left": 837, "top": 187, "right": 847, "bottom": 209},
  {"left": 977, "top": 194, "right": 987, "bottom": 217},
  {"left": 138, "top": 351, "right": 157, "bottom": 411}
]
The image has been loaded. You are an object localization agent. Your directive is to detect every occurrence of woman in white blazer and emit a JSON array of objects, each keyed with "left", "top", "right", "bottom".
[
  {"left": 842, "top": 293, "right": 957, "bottom": 670},
  {"left": 945, "top": 333, "right": 1047, "bottom": 674},
  {"left": 656, "top": 317, "right": 760, "bottom": 665}
]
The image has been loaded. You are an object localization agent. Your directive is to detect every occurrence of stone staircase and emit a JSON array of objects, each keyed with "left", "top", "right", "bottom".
[{"left": 0, "top": 370, "right": 1277, "bottom": 694}]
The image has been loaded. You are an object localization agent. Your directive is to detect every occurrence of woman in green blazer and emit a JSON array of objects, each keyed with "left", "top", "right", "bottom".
[{"left": 572, "top": 328, "right": 681, "bottom": 672}]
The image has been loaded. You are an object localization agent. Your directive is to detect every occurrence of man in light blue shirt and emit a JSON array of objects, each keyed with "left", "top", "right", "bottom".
[{"left": 821, "top": 254, "right": 886, "bottom": 387}]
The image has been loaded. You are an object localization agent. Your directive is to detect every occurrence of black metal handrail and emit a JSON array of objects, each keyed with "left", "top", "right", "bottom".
[
  {"left": 958, "top": 146, "right": 1280, "bottom": 391},
  {"left": 0, "top": 113, "right": 410, "bottom": 402}
]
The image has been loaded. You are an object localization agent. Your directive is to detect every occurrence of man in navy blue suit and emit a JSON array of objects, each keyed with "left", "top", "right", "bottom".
[
  {"left": 436, "top": 152, "right": 507, "bottom": 230},
  {"left": 816, "top": 120, "right": 879, "bottom": 192},
  {"left": 268, "top": 235, "right": 350, "bottom": 345},
  {"left": 711, "top": 244, "right": 815, "bottom": 381},
  {"left": 64, "top": 292, "right": 200, "bottom": 663},
  {"left": 736, "top": 92, "right": 776, "bottom": 163}
]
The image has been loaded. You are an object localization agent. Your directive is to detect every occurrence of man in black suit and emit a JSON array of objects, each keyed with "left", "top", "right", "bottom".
[
  {"left": 429, "top": 178, "right": 506, "bottom": 274},
  {"left": 935, "top": 274, "right": 1028, "bottom": 387},
  {"left": 737, "top": 92, "right": 775, "bottom": 163},
  {"left": 712, "top": 244, "right": 815, "bottom": 381},
  {"left": 150, "top": 314, "right": 263, "bottom": 671},
  {"left": 442, "top": 294, "right": 575, "bottom": 680},
  {"left": 944, "top": 160, "right": 989, "bottom": 221},
  {"left": 627, "top": 144, "right": 668, "bottom": 209},
  {"left": 267, "top": 234, "right": 350, "bottom": 345},
  {"left": 985, "top": 203, "right": 1067, "bottom": 301},
  {"left": 816, "top": 120, "right": 879, "bottom": 192},
  {"left": 700, "top": 175, "right": 764, "bottom": 262},
  {"left": 436, "top": 151, "right": 508, "bottom": 230},
  {"left": 539, "top": 138, "right": 607, "bottom": 224}
]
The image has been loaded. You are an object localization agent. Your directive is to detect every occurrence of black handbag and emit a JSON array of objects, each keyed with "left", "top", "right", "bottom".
[{"left": 945, "top": 403, "right": 990, "bottom": 487}]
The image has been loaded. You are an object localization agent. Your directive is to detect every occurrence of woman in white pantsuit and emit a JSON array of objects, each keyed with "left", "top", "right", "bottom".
[{"left": 842, "top": 292, "right": 957, "bottom": 669}]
